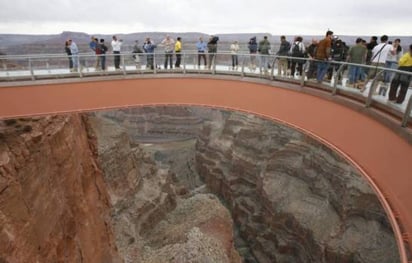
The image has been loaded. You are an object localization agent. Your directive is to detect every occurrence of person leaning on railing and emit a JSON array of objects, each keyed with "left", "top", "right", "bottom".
[{"left": 388, "top": 44, "right": 412, "bottom": 104}]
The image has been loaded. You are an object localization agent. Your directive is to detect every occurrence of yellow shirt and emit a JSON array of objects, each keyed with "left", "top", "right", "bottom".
[
  {"left": 175, "top": 41, "right": 182, "bottom": 52},
  {"left": 398, "top": 52, "right": 412, "bottom": 67}
]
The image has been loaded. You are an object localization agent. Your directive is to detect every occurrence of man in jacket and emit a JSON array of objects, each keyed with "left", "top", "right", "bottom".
[
  {"left": 315, "top": 30, "right": 333, "bottom": 83},
  {"left": 258, "top": 36, "right": 271, "bottom": 74},
  {"left": 276, "top": 35, "right": 291, "bottom": 76}
]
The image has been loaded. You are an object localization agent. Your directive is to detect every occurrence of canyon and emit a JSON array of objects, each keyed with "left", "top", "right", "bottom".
[{"left": 0, "top": 106, "right": 400, "bottom": 262}]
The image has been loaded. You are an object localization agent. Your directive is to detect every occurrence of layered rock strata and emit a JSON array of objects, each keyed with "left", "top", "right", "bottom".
[
  {"left": 87, "top": 113, "right": 240, "bottom": 262},
  {"left": 0, "top": 105, "right": 401, "bottom": 263},
  {"left": 90, "top": 106, "right": 400, "bottom": 263}
]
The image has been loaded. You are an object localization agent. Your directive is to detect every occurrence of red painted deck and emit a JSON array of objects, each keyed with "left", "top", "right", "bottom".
[{"left": 1, "top": 77, "right": 411, "bottom": 261}]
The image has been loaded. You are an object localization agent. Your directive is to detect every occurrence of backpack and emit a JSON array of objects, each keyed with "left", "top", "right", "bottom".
[
  {"left": 248, "top": 39, "right": 258, "bottom": 53},
  {"left": 291, "top": 43, "right": 304, "bottom": 57},
  {"left": 98, "top": 44, "right": 108, "bottom": 54}
]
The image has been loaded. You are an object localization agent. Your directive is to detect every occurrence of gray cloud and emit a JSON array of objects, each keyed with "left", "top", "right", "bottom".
[{"left": 0, "top": 0, "right": 411, "bottom": 35}]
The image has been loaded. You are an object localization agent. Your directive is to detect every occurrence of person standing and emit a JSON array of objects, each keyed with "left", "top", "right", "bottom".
[
  {"left": 363, "top": 35, "right": 393, "bottom": 93},
  {"left": 306, "top": 39, "right": 318, "bottom": 79},
  {"left": 230, "top": 41, "right": 240, "bottom": 70},
  {"left": 132, "top": 40, "right": 143, "bottom": 69},
  {"left": 248, "top": 36, "right": 258, "bottom": 71},
  {"left": 143, "top": 37, "right": 156, "bottom": 70},
  {"left": 111, "top": 35, "right": 123, "bottom": 70},
  {"left": 328, "top": 38, "right": 348, "bottom": 83},
  {"left": 315, "top": 30, "right": 333, "bottom": 83},
  {"left": 174, "top": 37, "right": 182, "bottom": 68},
  {"left": 196, "top": 37, "right": 207, "bottom": 68},
  {"left": 89, "top": 37, "right": 100, "bottom": 70},
  {"left": 385, "top": 39, "right": 403, "bottom": 83},
  {"left": 68, "top": 39, "right": 79, "bottom": 72},
  {"left": 388, "top": 44, "right": 412, "bottom": 104},
  {"left": 346, "top": 37, "right": 367, "bottom": 88},
  {"left": 289, "top": 36, "right": 306, "bottom": 77},
  {"left": 64, "top": 40, "right": 73, "bottom": 71},
  {"left": 207, "top": 35, "right": 219, "bottom": 69},
  {"left": 258, "top": 36, "right": 271, "bottom": 74},
  {"left": 276, "top": 35, "right": 291, "bottom": 76},
  {"left": 160, "top": 35, "right": 175, "bottom": 69},
  {"left": 99, "top": 39, "right": 108, "bottom": 71},
  {"left": 366, "top": 36, "right": 378, "bottom": 65}
]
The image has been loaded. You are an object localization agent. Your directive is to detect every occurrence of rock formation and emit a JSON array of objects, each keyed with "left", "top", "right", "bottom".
[
  {"left": 0, "top": 115, "right": 120, "bottom": 263},
  {"left": 87, "top": 112, "right": 240, "bottom": 262},
  {"left": 0, "top": 105, "right": 401, "bottom": 263},
  {"left": 89, "top": 106, "right": 400, "bottom": 263}
]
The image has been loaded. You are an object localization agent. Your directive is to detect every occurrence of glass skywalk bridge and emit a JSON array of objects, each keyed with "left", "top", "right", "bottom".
[
  {"left": 1, "top": 52, "right": 412, "bottom": 262},
  {"left": 1, "top": 51, "right": 411, "bottom": 128}
]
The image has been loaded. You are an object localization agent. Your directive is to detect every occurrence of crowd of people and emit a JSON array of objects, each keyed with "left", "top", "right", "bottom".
[{"left": 64, "top": 31, "right": 412, "bottom": 104}]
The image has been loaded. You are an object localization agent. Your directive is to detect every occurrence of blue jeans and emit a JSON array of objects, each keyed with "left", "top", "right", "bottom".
[
  {"left": 384, "top": 61, "right": 397, "bottom": 83},
  {"left": 100, "top": 55, "right": 106, "bottom": 70},
  {"left": 348, "top": 65, "right": 362, "bottom": 84},
  {"left": 164, "top": 51, "right": 173, "bottom": 69},
  {"left": 316, "top": 61, "right": 329, "bottom": 82},
  {"left": 231, "top": 55, "right": 238, "bottom": 68},
  {"left": 260, "top": 54, "right": 269, "bottom": 71},
  {"left": 71, "top": 54, "right": 79, "bottom": 69}
]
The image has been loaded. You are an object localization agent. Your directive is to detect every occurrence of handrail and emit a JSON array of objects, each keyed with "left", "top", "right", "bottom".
[{"left": 1, "top": 51, "right": 411, "bottom": 128}]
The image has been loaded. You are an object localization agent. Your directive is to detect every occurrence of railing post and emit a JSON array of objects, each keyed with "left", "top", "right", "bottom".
[
  {"left": 300, "top": 59, "right": 306, "bottom": 87},
  {"left": 270, "top": 56, "right": 276, "bottom": 81},
  {"left": 122, "top": 53, "right": 126, "bottom": 75},
  {"left": 78, "top": 54, "right": 83, "bottom": 78},
  {"left": 332, "top": 63, "right": 346, "bottom": 95},
  {"left": 153, "top": 54, "right": 157, "bottom": 74},
  {"left": 212, "top": 54, "right": 216, "bottom": 75},
  {"left": 366, "top": 70, "right": 384, "bottom": 108},
  {"left": 29, "top": 58, "right": 35, "bottom": 81},
  {"left": 402, "top": 95, "right": 412, "bottom": 127},
  {"left": 182, "top": 52, "right": 186, "bottom": 74},
  {"left": 193, "top": 55, "right": 197, "bottom": 71},
  {"left": 240, "top": 55, "right": 245, "bottom": 77},
  {"left": 46, "top": 60, "right": 51, "bottom": 74}
]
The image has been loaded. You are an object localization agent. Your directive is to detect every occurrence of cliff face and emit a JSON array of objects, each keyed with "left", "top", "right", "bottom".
[
  {"left": 90, "top": 106, "right": 400, "bottom": 263},
  {"left": 0, "top": 115, "right": 120, "bottom": 263},
  {"left": 0, "top": 105, "right": 401, "bottom": 263}
]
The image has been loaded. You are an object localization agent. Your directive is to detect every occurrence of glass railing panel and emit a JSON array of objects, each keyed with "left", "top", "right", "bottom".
[{"left": 0, "top": 56, "right": 32, "bottom": 78}]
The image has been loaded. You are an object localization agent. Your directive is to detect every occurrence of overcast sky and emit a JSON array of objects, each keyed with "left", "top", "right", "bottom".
[{"left": 0, "top": 0, "right": 411, "bottom": 36}]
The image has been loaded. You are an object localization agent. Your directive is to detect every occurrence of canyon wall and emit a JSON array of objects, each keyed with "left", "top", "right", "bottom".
[
  {"left": 0, "top": 115, "right": 120, "bottom": 263},
  {"left": 90, "top": 106, "right": 400, "bottom": 263},
  {"left": 0, "top": 105, "right": 401, "bottom": 263}
]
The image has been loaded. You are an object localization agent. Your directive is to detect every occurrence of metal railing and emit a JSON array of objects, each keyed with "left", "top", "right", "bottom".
[{"left": 1, "top": 51, "right": 411, "bottom": 127}]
